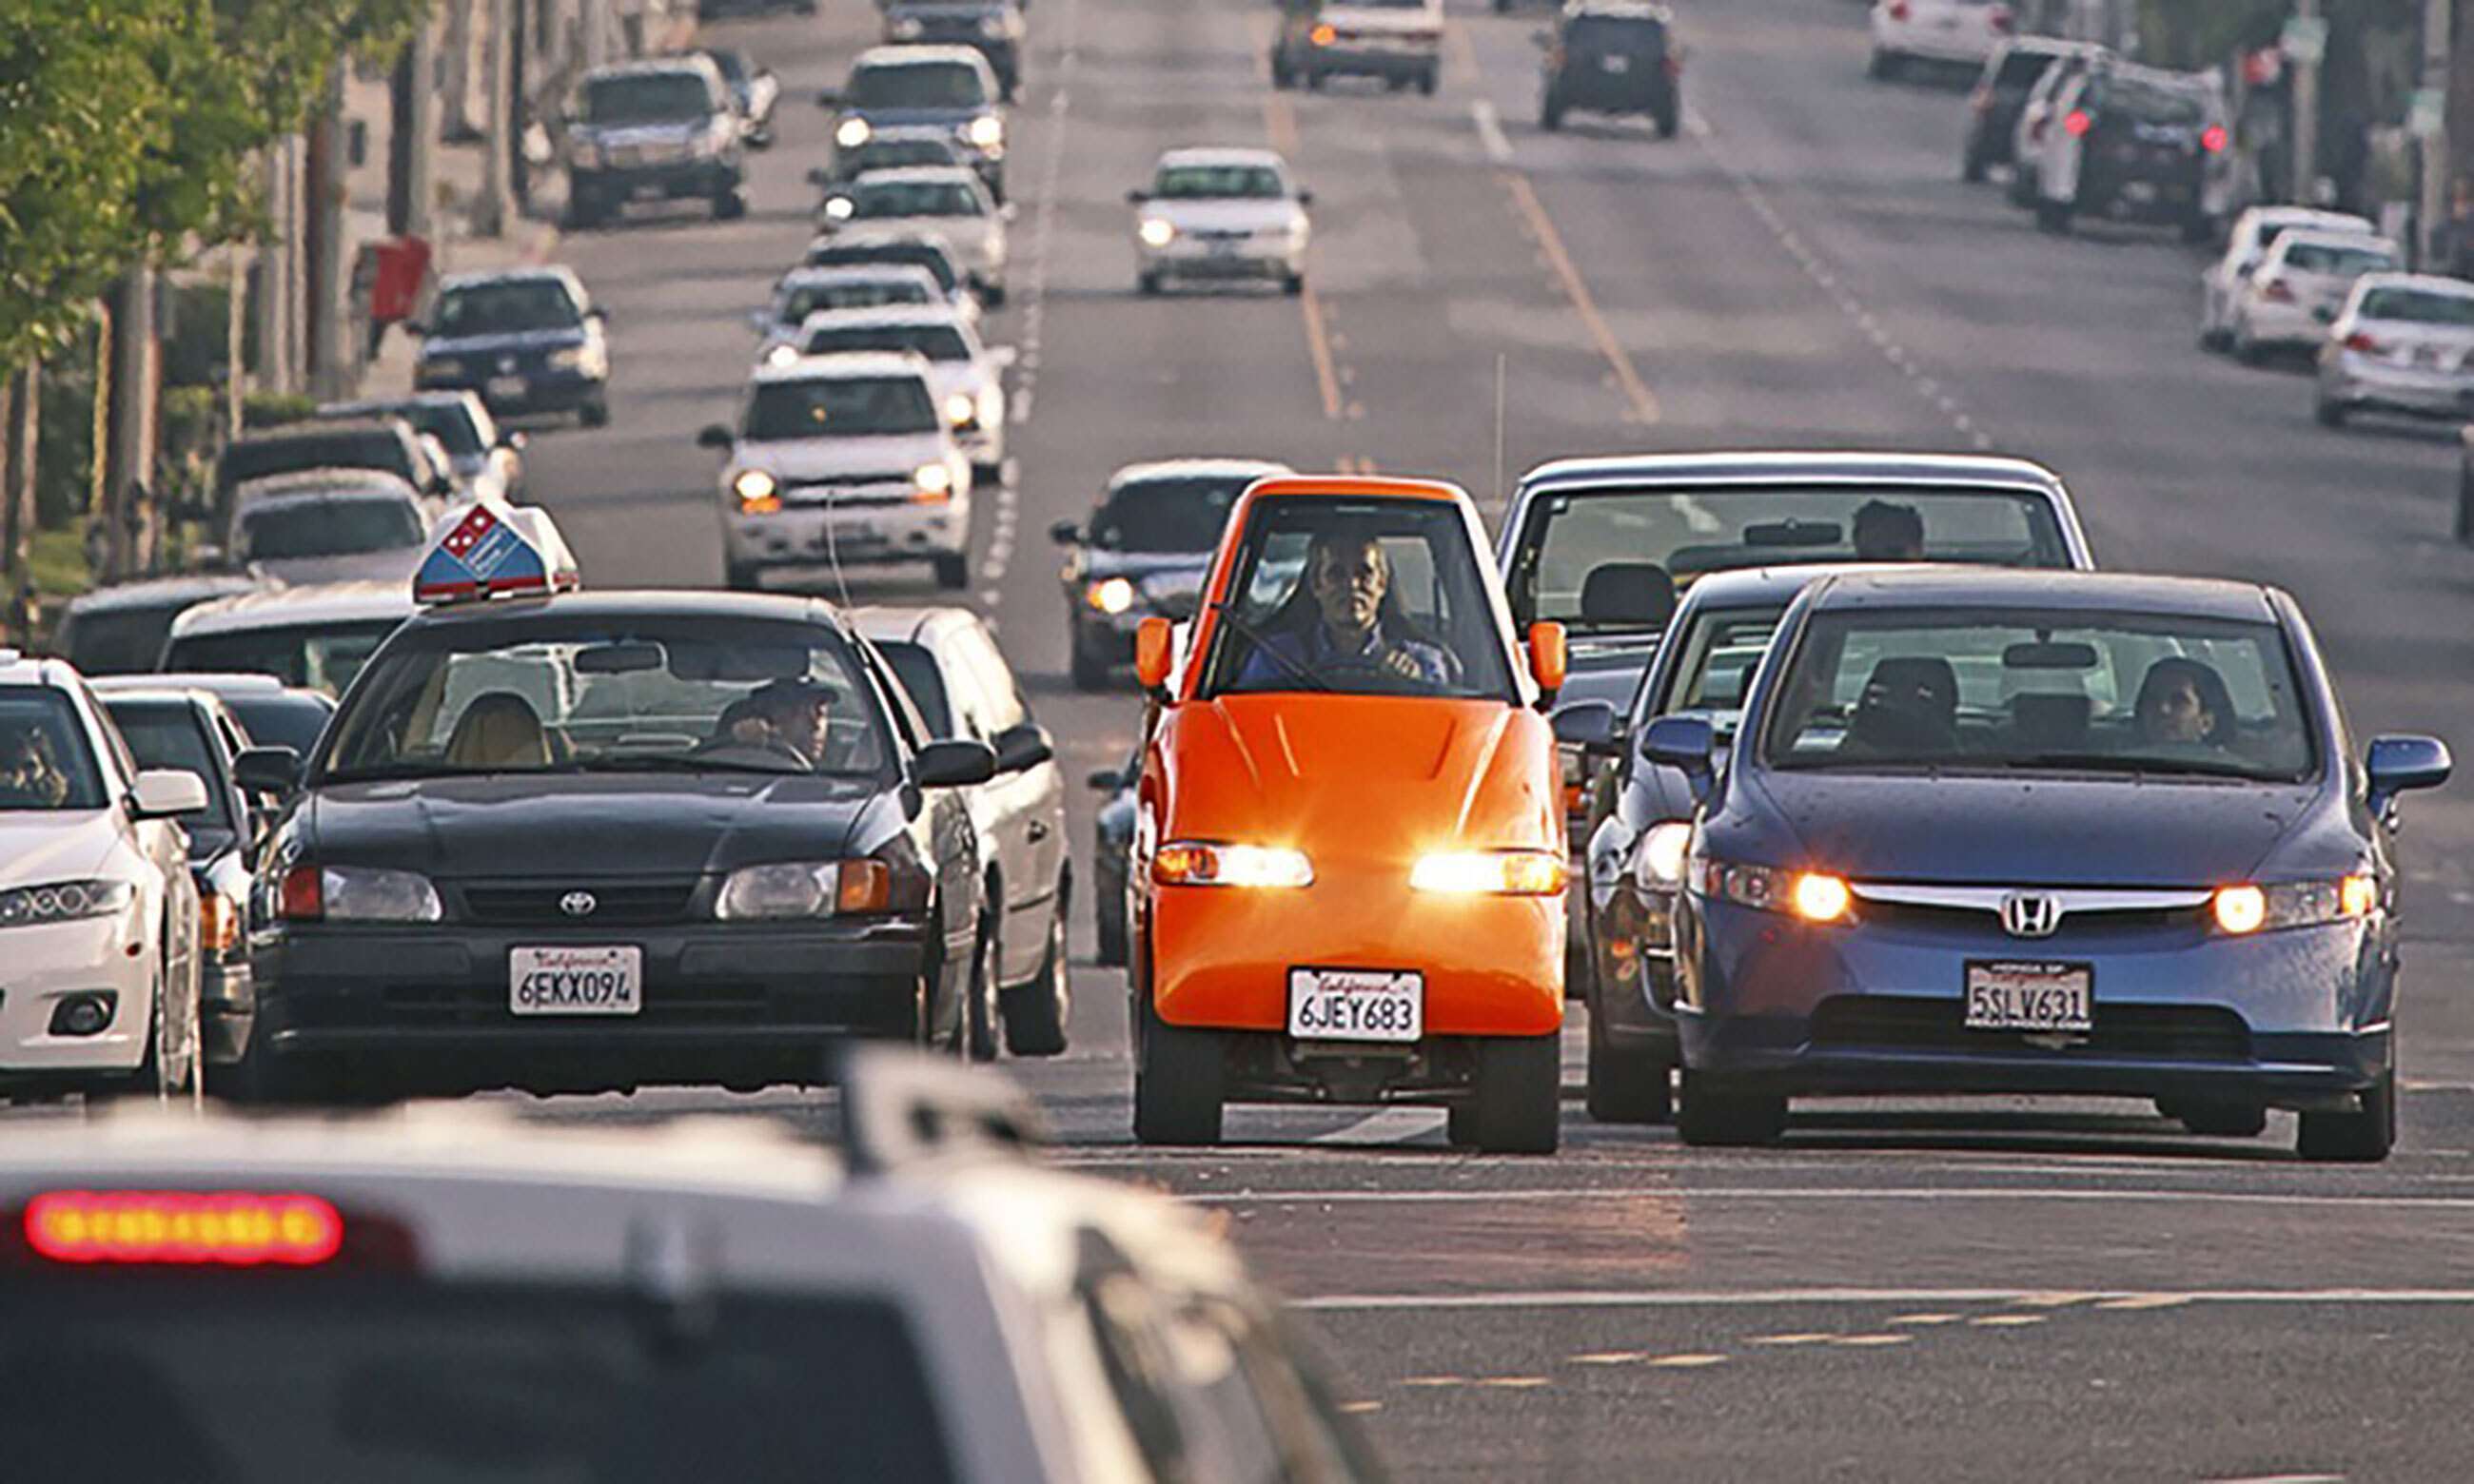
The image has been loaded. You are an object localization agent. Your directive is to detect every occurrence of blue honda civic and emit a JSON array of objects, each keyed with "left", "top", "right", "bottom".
[{"left": 1650, "top": 569, "right": 2450, "bottom": 1162}]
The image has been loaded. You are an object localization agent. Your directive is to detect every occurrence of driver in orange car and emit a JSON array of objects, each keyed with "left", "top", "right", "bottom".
[{"left": 1129, "top": 475, "right": 1573, "bottom": 1152}]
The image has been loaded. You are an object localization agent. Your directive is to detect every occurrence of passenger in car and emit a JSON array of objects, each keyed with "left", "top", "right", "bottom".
[
  {"left": 1852, "top": 499, "right": 1927, "bottom": 561},
  {"left": 2134, "top": 657, "right": 2236, "bottom": 752}
]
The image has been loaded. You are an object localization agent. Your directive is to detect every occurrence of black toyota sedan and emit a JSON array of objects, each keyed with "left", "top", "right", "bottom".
[
  {"left": 238, "top": 591, "right": 996, "bottom": 1103},
  {"left": 1050, "top": 458, "right": 1289, "bottom": 690}
]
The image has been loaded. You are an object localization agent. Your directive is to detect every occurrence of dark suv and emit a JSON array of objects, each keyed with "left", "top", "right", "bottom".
[
  {"left": 561, "top": 57, "right": 746, "bottom": 228},
  {"left": 2034, "top": 63, "right": 2229, "bottom": 241},
  {"left": 1538, "top": 3, "right": 1679, "bottom": 137},
  {"left": 1961, "top": 37, "right": 2092, "bottom": 183}
]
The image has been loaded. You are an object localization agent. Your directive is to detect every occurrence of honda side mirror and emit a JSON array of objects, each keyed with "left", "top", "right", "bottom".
[
  {"left": 2366, "top": 733, "right": 2451, "bottom": 821},
  {"left": 1641, "top": 715, "right": 1716, "bottom": 774}
]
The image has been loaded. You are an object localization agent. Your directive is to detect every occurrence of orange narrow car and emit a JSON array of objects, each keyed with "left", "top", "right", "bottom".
[{"left": 1129, "top": 475, "right": 1572, "bottom": 1152}]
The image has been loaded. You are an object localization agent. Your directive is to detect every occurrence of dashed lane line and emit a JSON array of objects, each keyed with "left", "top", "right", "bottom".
[
  {"left": 1499, "top": 172, "right": 1660, "bottom": 424},
  {"left": 1471, "top": 98, "right": 1513, "bottom": 165}
]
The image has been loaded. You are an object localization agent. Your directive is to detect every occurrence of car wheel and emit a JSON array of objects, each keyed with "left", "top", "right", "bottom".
[
  {"left": 1000, "top": 892, "right": 1071, "bottom": 1056},
  {"left": 1417, "top": 68, "right": 1438, "bottom": 97},
  {"left": 933, "top": 552, "right": 971, "bottom": 589},
  {"left": 1281, "top": 269, "right": 1305, "bottom": 296},
  {"left": 1469, "top": 1034, "right": 1560, "bottom": 1153},
  {"left": 1095, "top": 896, "right": 1128, "bottom": 967},
  {"left": 1444, "top": 1100, "right": 1478, "bottom": 1147},
  {"left": 1137, "top": 270, "right": 1163, "bottom": 296},
  {"left": 1655, "top": 107, "right": 1679, "bottom": 140},
  {"left": 579, "top": 395, "right": 611, "bottom": 428},
  {"left": 2035, "top": 198, "right": 2071, "bottom": 235},
  {"left": 2161, "top": 1097, "right": 2268, "bottom": 1138},
  {"left": 2314, "top": 396, "right": 2348, "bottom": 428},
  {"left": 983, "top": 283, "right": 1008, "bottom": 308},
  {"left": 1676, "top": 1069, "right": 1788, "bottom": 1147},
  {"left": 962, "top": 912, "right": 1000, "bottom": 1062},
  {"left": 2298, "top": 1068, "right": 2396, "bottom": 1162},
  {"left": 1584, "top": 1004, "right": 1671, "bottom": 1124},
  {"left": 715, "top": 189, "right": 749, "bottom": 222},
  {"left": 1132, "top": 984, "right": 1224, "bottom": 1145}
]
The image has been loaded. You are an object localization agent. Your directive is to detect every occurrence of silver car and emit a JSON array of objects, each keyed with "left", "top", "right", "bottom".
[
  {"left": 1129, "top": 146, "right": 1313, "bottom": 296},
  {"left": 785, "top": 304, "right": 1012, "bottom": 478},
  {"left": 2315, "top": 272, "right": 2474, "bottom": 428}
]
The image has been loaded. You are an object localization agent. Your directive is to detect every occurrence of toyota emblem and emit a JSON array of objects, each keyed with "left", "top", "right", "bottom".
[
  {"left": 560, "top": 890, "right": 598, "bottom": 918},
  {"left": 1998, "top": 892, "right": 2063, "bottom": 939}
]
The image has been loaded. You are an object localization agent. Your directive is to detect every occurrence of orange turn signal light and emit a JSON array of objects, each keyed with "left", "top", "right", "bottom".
[
  {"left": 835, "top": 859, "right": 893, "bottom": 914},
  {"left": 1310, "top": 22, "right": 1337, "bottom": 45}
]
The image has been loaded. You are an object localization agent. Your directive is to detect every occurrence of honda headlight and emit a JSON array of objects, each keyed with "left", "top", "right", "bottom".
[
  {"left": 1409, "top": 850, "right": 1568, "bottom": 896},
  {"left": 1137, "top": 218, "right": 1176, "bottom": 248},
  {"left": 0, "top": 879, "right": 135, "bottom": 928},
  {"left": 835, "top": 117, "right": 873, "bottom": 149},
  {"left": 1154, "top": 842, "right": 1313, "bottom": 888},
  {"left": 716, "top": 861, "right": 892, "bottom": 921},
  {"left": 2212, "top": 875, "right": 2377, "bottom": 935},
  {"left": 1698, "top": 860, "right": 1852, "bottom": 924}
]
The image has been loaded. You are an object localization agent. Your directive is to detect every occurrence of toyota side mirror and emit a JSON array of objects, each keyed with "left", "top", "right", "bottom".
[
  {"left": 992, "top": 721, "right": 1054, "bottom": 774},
  {"left": 697, "top": 422, "right": 736, "bottom": 450},
  {"left": 2366, "top": 733, "right": 2451, "bottom": 820},
  {"left": 1551, "top": 699, "right": 1621, "bottom": 757},
  {"left": 913, "top": 738, "right": 998, "bottom": 788},
  {"left": 1049, "top": 518, "right": 1083, "bottom": 546},
  {"left": 233, "top": 746, "right": 303, "bottom": 796}
]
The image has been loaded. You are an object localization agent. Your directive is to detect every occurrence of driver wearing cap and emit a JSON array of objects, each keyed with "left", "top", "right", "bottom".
[{"left": 719, "top": 677, "right": 840, "bottom": 768}]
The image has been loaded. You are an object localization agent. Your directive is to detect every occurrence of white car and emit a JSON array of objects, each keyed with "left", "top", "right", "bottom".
[
  {"left": 227, "top": 469, "right": 438, "bottom": 587},
  {"left": 752, "top": 264, "right": 952, "bottom": 362},
  {"left": 815, "top": 166, "right": 1011, "bottom": 304},
  {"left": 163, "top": 580, "right": 417, "bottom": 697},
  {"left": 1128, "top": 146, "right": 1313, "bottom": 296},
  {"left": 2200, "top": 205, "right": 2377, "bottom": 351},
  {"left": 701, "top": 352, "right": 975, "bottom": 590},
  {"left": 2315, "top": 272, "right": 2474, "bottom": 428},
  {"left": 2229, "top": 230, "right": 2400, "bottom": 363},
  {"left": 1869, "top": 0, "right": 2014, "bottom": 78},
  {"left": 0, "top": 651, "right": 207, "bottom": 1102},
  {"left": 784, "top": 304, "right": 1012, "bottom": 479}
]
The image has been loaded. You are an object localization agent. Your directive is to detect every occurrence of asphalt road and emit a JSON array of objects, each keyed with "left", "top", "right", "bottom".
[{"left": 377, "top": 0, "right": 2474, "bottom": 1476}]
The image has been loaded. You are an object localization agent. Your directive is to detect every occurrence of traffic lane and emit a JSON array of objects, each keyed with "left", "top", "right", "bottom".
[{"left": 1306, "top": 1295, "right": 2474, "bottom": 1482}]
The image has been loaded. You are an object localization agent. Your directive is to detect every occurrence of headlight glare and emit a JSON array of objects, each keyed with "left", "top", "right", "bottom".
[
  {"left": 1409, "top": 850, "right": 1567, "bottom": 896},
  {"left": 1155, "top": 842, "right": 1313, "bottom": 888},
  {"left": 1791, "top": 871, "right": 1852, "bottom": 923},
  {"left": 1701, "top": 860, "right": 1853, "bottom": 924},
  {"left": 835, "top": 117, "right": 872, "bottom": 149},
  {"left": 965, "top": 115, "right": 1004, "bottom": 149},
  {"left": 1634, "top": 821, "right": 1694, "bottom": 890},
  {"left": 822, "top": 195, "right": 856, "bottom": 221},
  {"left": 2213, "top": 875, "right": 2377, "bottom": 935},
  {"left": 0, "top": 878, "right": 134, "bottom": 928},
  {"left": 913, "top": 461, "right": 954, "bottom": 499},
  {"left": 945, "top": 392, "right": 977, "bottom": 426},
  {"left": 1087, "top": 576, "right": 1136, "bottom": 615},
  {"left": 1137, "top": 218, "right": 1176, "bottom": 248}
]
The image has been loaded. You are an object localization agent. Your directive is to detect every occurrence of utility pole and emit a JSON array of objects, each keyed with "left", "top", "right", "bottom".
[
  {"left": 2290, "top": 0, "right": 2326, "bottom": 205},
  {"left": 102, "top": 268, "right": 160, "bottom": 579},
  {"left": 476, "top": 0, "right": 514, "bottom": 236},
  {"left": 2, "top": 366, "right": 36, "bottom": 625},
  {"left": 442, "top": 0, "right": 476, "bottom": 140},
  {"left": 307, "top": 66, "right": 352, "bottom": 400},
  {"left": 253, "top": 141, "right": 297, "bottom": 399},
  {"left": 389, "top": 20, "right": 440, "bottom": 241},
  {"left": 2417, "top": 0, "right": 2451, "bottom": 268}
]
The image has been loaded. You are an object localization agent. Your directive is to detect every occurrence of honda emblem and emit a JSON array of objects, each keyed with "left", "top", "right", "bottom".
[{"left": 1998, "top": 892, "right": 2063, "bottom": 939}]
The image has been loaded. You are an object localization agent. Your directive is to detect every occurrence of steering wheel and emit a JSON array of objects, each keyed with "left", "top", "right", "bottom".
[{"left": 1309, "top": 654, "right": 1440, "bottom": 694}]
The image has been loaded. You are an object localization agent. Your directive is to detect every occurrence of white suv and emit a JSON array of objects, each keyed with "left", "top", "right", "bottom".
[
  {"left": 701, "top": 352, "right": 975, "bottom": 590},
  {"left": 1869, "top": 0, "right": 2014, "bottom": 79},
  {"left": 0, "top": 652, "right": 208, "bottom": 1102}
]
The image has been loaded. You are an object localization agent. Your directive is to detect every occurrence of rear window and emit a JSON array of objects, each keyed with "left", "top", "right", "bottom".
[
  {"left": 778, "top": 277, "right": 935, "bottom": 322},
  {"left": 1096, "top": 477, "right": 1250, "bottom": 554},
  {"left": 2358, "top": 287, "right": 2474, "bottom": 325},
  {"left": 222, "top": 692, "right": 336, "bottom": 754},
  {"left": 2280, "top": 242, "right": 2394, "bottom": 276},
  {"left": 0, "top": 1282, "right": 956, "bottom": 1483},
  {"left": 167, "top": 618, "right": 404, "bottom": 696},
  {"left": 801, "top": 324, "right": 972, "bottom": 361},
  {"left": 59, "top": 601, "right": 193, "bottom": 675},
  {"left": 2106, "top": 78, "right": 2205, "bottom": 126},
  {"left": 848, "top": 180, "right": 983, "bottom": 220},
  {"left": 1565, "top": 16, "right": 1665, "bottom": 54},
  {"left": 240, "top": 498, "right": 425, "bottom": 562},
  {"left": 804, "top": 244, "right": 960, "bottom": 294}
]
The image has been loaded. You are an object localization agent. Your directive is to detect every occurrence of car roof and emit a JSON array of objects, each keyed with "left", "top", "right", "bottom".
[
  {"left": 2244, "top": 205, "right": 2373, "bottom": 228},
  {"left": 437, "top": 264, "right": 584, "bottom": 294},
  {"left": 170, "top": 579, "right": 418, "bottom": 635},
  {"left": 397, "top": 588, "right": 852, "bottom": 633},
  {"left": 319, "top": 391, "right": 484, "bottom": 418},
  {"left": 584, "top": 55, "right": 721, "bottom": 82},
  {"left": 1109, "top": 457, "right": 1293, "bottom": 488},
  {"left": 752, "top": 349, "right": 935, "bottom": 383},
  {"left": 1154, "top": 146, "right": 1288, "bottom": 171},
  {"left": 1674, "top": 561, "right": 1915, "bottom": 608},
  {"left": 1801, "top": 568, "right": 2280, "bottom": 621},
  {"left": 854, "top": 44, "right": 991, "bottom": 68},
  {"left": 2351, "top": 271, "right": 2474, "bottom": 298},
  {"left": 1519, "top": 449, "right": 2071, "bottom": 497},
  {"left": 2266, "top": 229, "right": 2398, "bottom": 254},
  {"left": 90, "top": 671, "right": 287, "bottom": 696},
  {"left": 92, "top": 683, "right": 225, "bottom": 716},
  {"left": 235, "top": 467, "right": 422, "bottom": 498},
  {"left": 63, "top": 573, "right": 265, "bottom": 615},
  {"left": 238, "top": 484, "right": 425, "bottom": 514},
  {"left": 0, "top": 653, "right": 86, "bottom": 691},
  {"left": 235, "top": 417, "right": 407, "bottom": 446},
  {"left": 1247, "top": 473, "right": 1471, "bottom": 506},
  {"left": 1563, "top": 1, "right": 1672, "bottom": 23},
  {"left": 781, "top": 262, "right": 941, "bottom": 285}
]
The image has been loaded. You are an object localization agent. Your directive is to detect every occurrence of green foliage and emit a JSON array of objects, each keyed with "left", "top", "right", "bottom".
[
  {"left": 2137, "top": 0, "right": 2424, "bottom": 70},
  {"left": 241, "top": 390, "right": 316, "bottom": 429}
]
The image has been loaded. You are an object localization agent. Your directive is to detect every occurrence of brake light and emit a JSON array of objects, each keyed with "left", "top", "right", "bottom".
[
  {"left": 2346, "top": 332, "right": 2383, "bottom": 354},
  {"left": 2201, "top": 124, "right": 2229, "bottom": 153},
  {"left": 24, "top": 1191, "right": 344, "bottom": 1267},
  {"left": 2261, "top": 278, "right": 2294, "bottom": 303},
  {"left": 2062, "top": 109, "right": 2091, "bottom": 137},
  {"left": 199, "top": 892, "right": 240, "bottom": 954},
  {"left": 1989, "top": 6, "right": 2013, "bottom": 33},
  {"left": 277, "top": 864, "right": 322, "bottom": 922},
  {"left": 1888, "top": 1, "right": 1910, "bottom": 20}
]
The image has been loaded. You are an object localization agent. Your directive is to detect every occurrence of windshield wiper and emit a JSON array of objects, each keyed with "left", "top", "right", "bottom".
[
  {"left": 1206, "top": 601, "right": 1330, "bottom": 693},
  {"left": 562, "top": 753, "right": 808, "bottom": 777},
  {"left": 2002, "top": 752, "right": 2268, "bottom": 781},
  {"left": 316, "top": 763, "right": 461, "bottom": 785}
]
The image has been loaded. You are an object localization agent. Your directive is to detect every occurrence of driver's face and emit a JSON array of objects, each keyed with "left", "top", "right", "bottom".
[
  {"left": 780, "top": 699, "right": 830, "bottom": 758},
  {"left": 1310, "top": 538, "right": 1386, "bottom": 635}
]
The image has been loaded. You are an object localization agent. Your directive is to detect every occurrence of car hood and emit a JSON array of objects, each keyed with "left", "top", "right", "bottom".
[
  {"left": 919, "top": 360, "right": 992, "bottom": 401},
  {"left": 422, "top": 328, "right": 587, "bottom": 359},
  {"left": 1727, "top": 770, "right": 2337, "bottom": 888},
  {"left": 303, "top": 772, "right": 897, "bottom": 877},
  {"left": 1144, "top": 200, "right": 1302, "bottom": 234},
  {"left": 845, "top": 107, "right": 988, "bottom": 131},
  {"left": 849, "top": 216, "right": 995, "bottom": 257},
  {"left": 0, "top": 811, "right": 124, "bottom": 889},
  {"left": 1159, "top": 695, "right": 1561, "bottom": 862},
  {"left": 732, "top": 430, "right": 953, "bottom": 479}
]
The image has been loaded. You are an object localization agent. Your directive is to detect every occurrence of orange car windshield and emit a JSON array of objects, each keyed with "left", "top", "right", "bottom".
[{"left": 1197, "top": 498, "right": 1516, "bottom": 701}]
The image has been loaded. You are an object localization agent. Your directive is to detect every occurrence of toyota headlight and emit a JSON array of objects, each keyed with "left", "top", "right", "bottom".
[
  {"left": 2212, "top": 875, "right": 2377, "bottom": 935},
  {"left": 1154, "top": 842, "right": 1313, "bottom": 888},
  {"left": 1137, "top": 217, "right": 1177, "bottom": 248},
  {"left": 1409, "top": 850, "right": 1568, "bottom": 896},
  {"left": 945, "top": 391, "right": 977, "bottom": 427},
  {"left": 275, "top": 866, "right": 442, "bottom": 924},
  {"left": 732, "top": 468, "right": 781, "bottom": 513},
  {"left": 835, "top": 117, "right": 873, "bottom": 149},
  {"left": 716, "top": 861, "right": 892, "bottom": 921},
  {"left": 0, "top": 879, "right": 134, "bottom": 928},
  {"left": 1632, "top": 821, "right": 1695, "bottom": 891},
  {"left": 965, "top": 115, "right": 1004, "bottom": 150}
]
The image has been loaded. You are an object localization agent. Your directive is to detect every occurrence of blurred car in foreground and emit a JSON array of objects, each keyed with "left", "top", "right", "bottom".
[
  {"left": 0, "top": 1053, "right": 1389, "bottom": 1481},
  {"left": 1659, "top": 568, "right": 2448, "bottom": 1162},
  {"left": 1052, "top": 458, "right": 1289, "bottom": 688},
  {"left": 2227, "top": 229, "right": 2399, "bottom": 364},
  {"left": 51, "top": 575, "right": 264, "bottom": 677},
  {"left": 2314, "top": 272, "right": 2474, "bottom": 428},
  {"left": 2199, "top": 205, "right": 2375, "bottom": 352}
]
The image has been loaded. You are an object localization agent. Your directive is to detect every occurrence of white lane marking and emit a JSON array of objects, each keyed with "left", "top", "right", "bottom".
[
  {"left": 1471, "top": 98, "right": 1513, "bottom": 165},
  {"left": 2201, "top": 1475, "right": 2346, "bottom": 1484},
  {"left": 1187, "top": 1186, "right": 2474, "bottom": 1211},
  {"left": 1293, "top": 1288, "right": 2474, "bottom": 1313},
  {"left": 1308, "top": 1107, "right": 1446, "bottom": 1145}
]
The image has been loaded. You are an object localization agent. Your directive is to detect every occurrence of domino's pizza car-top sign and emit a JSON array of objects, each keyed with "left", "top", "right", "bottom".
[{"left": 414, "top": 500, "right": 580, "bottom": 604}]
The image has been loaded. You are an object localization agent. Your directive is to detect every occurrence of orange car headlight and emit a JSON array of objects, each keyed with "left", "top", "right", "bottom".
[
  {"left": 1409, "top": 850, "right": 1568, "bottom": 896},
  {"left": 1154, "top": 841, "right": 1314, "bottom": 888}
]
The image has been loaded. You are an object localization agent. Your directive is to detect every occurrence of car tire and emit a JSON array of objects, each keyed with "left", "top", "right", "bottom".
[
  {"left": 1133, "top": 986, "right": 1225, "bottom": 1145},
  {"left": 2162, "top": 1097, "right": 2268, "bottom": 1138},
  {"left": 962, "top": 912, "right": 1000, "bottom": 1062},
  {"left": 1867, "top": 48, "right": 1901, "bottom": 81},
  {"left": 1001, "top": 888, "right": 1072, "bottom": 1056},
  {"left": 579, "top": 395, "right": 611, "bottom": 428},
  {"left": 1272, "top": 56, "right": 1295, "bottom": 89},
  {"left": 1676, "top": 1069, "right": 1788, "bottom": 1147},
  {"left": 1281, "top": 269, "right": 1305, "bottom": 296},
  {"left": 1584, "top": 1005, "right": 1671, "bottom": 1124},
  {"left": 933, "top": 552, "right": 971, "bottom": 589},
  {"left": 2314, "top": 396, "right": 2348, "bottom": 428},
  {"left": 1655, "top": 107, "right": 1679, "bottom": 140},
  {"left": 1444, "top": 1100, "right": 1478, "bottom": 1147},
  {"left": 982, "top": 283, "right": 1008, "bottom": 308},
  {"left": 2298, "top": 1069, "right": 2396, "bottom": 1162},
  {"left": 563, "top": 196, "right": 601, "bottom": 231},
  {"left": 1137, "top": 270, "right": 1163, "bottom": 296},
  {"left": 1962, "top": 147, "right": 1988, "bottom": 184},
  {"left": 715, "top": 189, "right": 749, "bottom": 222},
  {"left": 1470, "top": 1034, "right": 1561, "bottom": 1154},
  {"left": 1418, "top": 68, "right": 1439, "bottom": 97},
  {"left": 972, "top": 460, "right": 1003, "bottom": 490},
  {"left": 2035, "top": 198, "right": 2071, "bottom": 235}
]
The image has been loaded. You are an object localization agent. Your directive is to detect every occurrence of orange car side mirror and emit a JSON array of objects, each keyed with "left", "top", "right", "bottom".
[
  {"left": 1527, "top": 621, "right": 1567, "bottom": 697},
  {"left": 1135, "top": 616, "right": 1175, "bottom": 693}
]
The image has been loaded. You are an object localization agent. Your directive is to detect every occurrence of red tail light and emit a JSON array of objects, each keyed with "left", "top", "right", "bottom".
[
  {"left": 2062, "top": 109, "right": 2091, "bottom": 138},
  {"left": 26, "top": 1191, "right": 344, "bottom": 1267},
  {"left": 1663, "top": 55, "right": 1681, "bottom": 79},
  {"left": 1989, "top": 6, "right": 2013, "bottom": 33},
  {"left": 277, "top": 864, "right": 323, "bottom": 922},
  {"left": 2201, "top": 125, "right": 2229, "bottom": 153},
  {"left": 2345, "top": 332, "right": 2382, "bottom": 354},
  {"left": 2261, "top": 278, "right": 2294, "bottom": 303},
  {"left": 1888, "top": 0, "right": 1910, "bottom": 19}
]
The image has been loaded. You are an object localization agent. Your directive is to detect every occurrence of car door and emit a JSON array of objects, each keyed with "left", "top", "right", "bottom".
[{"left": 946, "top": 622, "right": 1060, "bottom": 985}]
